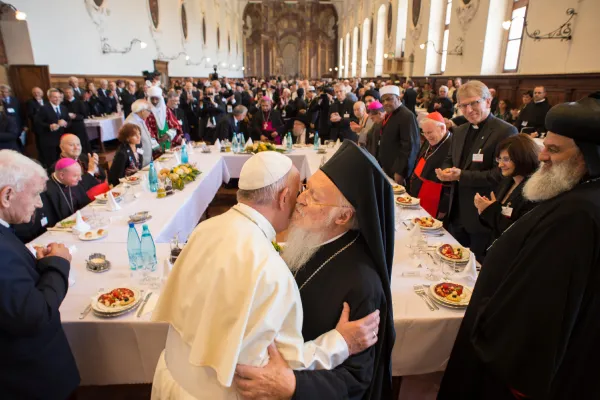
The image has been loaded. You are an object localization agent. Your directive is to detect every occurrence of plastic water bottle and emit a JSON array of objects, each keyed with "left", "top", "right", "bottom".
[
  {"left": 181, "top": 139, "right": 189, "bottom": 164},
  {"left": 313, "top": 131, "right": 320, "bottom": 150},
  {"left": 148, "top": 161, "right": 158, "bottom": 192},
  {"left": 127, "top": 223, "right": 141, "bottom": 273},
  {"left": 239, "top": 133, "right": 245, "bottom": 150},
  {"left": 140, "top": 224, "right": 157, "bottom": 272},
  {"left": 287, "top": 132, "right": 293, "bottom": 151},
  {"left": 232, "top": 134, "right": 239, "bottom": 153}
]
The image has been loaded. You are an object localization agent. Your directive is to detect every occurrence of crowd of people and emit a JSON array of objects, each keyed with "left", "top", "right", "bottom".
[{"left": 0, "top": 70, "right": 599, "bottom": 399}]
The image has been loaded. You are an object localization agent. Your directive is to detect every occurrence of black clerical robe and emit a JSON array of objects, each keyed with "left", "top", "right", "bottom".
[
  {"left": 45, "top": 176, "right": 91, "bottom": 225},
  {"left": 63, "top": 98, "right": 92, "bottom": 154},
  {"left": 377, "top": 105, "right": 420, "bottom": 182},
  {"left": 515, "top": 99, "right": 552, "bottom": 135},
  {"left": 293, "top": 232, "right": 386, "bottom": 400},
  {"left": 328, "top": 99, "right": 357, "bottom": 142},
  {"left": 439, "top": 179, "right": 600, "bottom": 400}
]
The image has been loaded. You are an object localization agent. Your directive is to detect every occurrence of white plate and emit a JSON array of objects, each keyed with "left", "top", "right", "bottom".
[
  {"left": 395, "top": 195, "right": 420, "bottom": 206},
  {"left": 120, "top": 176, "right": 141, "bottom": 185},
  {"left": 79, "top": 229, "right": 108, "bottom": 241},
  {"left": 95, "top": 191, "right": 123, "bottom": 204},
  {"left": 412, "top": 217, "right": 443, "bottom": 230},
  {"left": 392, "top": 185, "right": 406, "bottom": 194},
  {"left": 91, "top": 287, "right": 142, "bottom": 314},
  {"left": 429, "top": 282, "right": 472, "bottom": 307},
  {"left": 437, "top": 244, "right": 471, "bottom": 263}
]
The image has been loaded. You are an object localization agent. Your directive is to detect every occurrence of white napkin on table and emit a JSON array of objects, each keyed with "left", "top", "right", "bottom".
[
  {"left": 214, "top": 139, "right": 222, "bottom": 152},
  {"left": 282, "top": 136, "right": 288, "bottom": 147},
  {"left": 74, "top": 210, "right": 90, "bottom": 233},
  {"left": 153, "top": 160, "right": 163, "bottom": 174},
  {"left": 245, "top": 138, "right": 253, "bottom": 149},
  {"left": 106, "top": 191, "right": 121, "bottom": 211},
  {"left": 174, "top": 151, "right": 181, "bottom": 165}
]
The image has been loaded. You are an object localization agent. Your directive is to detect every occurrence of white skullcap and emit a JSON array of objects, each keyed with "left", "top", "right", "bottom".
[
  {"left": 379, "top": 85, "right": 400, "bottom": 97},
  {"left": 239, "top": 151, "right": 293, "bottom": 190},
  {"left": 148, "top": 86, "right": 162, "bottom": 98}
]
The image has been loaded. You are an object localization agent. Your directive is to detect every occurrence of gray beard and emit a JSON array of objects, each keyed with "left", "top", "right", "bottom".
[
  {"left": 281, "top": 224, "right": 327, "bottom": 273},
  {"left": 523, "top": 159, "right": 584, "bottom": 202}
]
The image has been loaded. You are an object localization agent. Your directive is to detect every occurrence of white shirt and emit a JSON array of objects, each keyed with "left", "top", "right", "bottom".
[
  {"left": 152, "top": 203, "right": 348, "bottom": 398},
  {"left": 0, "top": 217, "right": 9, "bottom": 228}
]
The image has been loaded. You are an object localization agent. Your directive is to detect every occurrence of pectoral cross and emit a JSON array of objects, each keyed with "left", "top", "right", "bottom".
[{"left": 263, "top": 122, "right": 268, "bottom": 130}]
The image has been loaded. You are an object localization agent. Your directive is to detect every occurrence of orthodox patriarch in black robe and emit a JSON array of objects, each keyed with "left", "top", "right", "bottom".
[
  {"left": 45, "top": 174, "right": 91, "bottom": 225},
  {"left": 293, "top": 141, "right": 395, "bottom": 400},
  {"left": 438, "top": 93, "right": 600, "bottom": 400}
]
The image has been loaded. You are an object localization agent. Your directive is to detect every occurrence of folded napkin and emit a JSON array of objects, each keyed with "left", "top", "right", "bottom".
[
  {"left": 215, "top": 139, "right": 222, "bottom": 152},
  {"left": 246, "top": 138, "right": 254, "bottom": 149},
  {"left": 106, "top": 191, "right": 121, "bottom": 212}
]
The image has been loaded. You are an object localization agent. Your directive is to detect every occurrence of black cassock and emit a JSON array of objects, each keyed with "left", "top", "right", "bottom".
[
  {"left": 45, "top": 176, "right": 91, "bottom": 225},
  {"left": 293, "top": 232, "right": 385, "bottom": 400},
  {"left": 438, "top": 179, "right": 600, "bottom": 400}
]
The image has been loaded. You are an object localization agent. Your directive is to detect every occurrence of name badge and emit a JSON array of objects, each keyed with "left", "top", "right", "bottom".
[
  {"left": 521, "top": 121, "right": 528, "bottom": 127},
  {"left": 222, "top": 98, "right": 226, "bottom": 103},
  {"left": 472, "top": 153, "right": 484, "bottom": 163},
  {"left": 137, "top": 148, "right": 144, "bottom": 155},
  {"left": 282, "top": 110, "right": 286, "bottom": 117},
  {"left": 227, "top": 105, "right": 233, "bottom": 113},
  {"left": 343, "top": 113, "right": 350, "bottom": 119},
  {"left": 41, "top": 216, "right": 48, "bottom": 227},
  {"left": 6, "top": 108, "right": 14, "bottom": 113},
  {"left": 501, "top": 206, "right": 513, "bottom": 218}
]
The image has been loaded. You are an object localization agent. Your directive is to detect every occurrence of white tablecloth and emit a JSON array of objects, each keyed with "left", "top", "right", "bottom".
[
  {"left": 33, "top": 148, "right": 472, "bottom": 385},
  {"left": 85, "top": 114, "right": 125, "bottom": 143}
]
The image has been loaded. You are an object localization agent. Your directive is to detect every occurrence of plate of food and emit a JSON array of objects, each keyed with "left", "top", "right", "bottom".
[
  {"left": 392, "top": 184, "right": 406, "bottom": 194},
  {"left": 57, "top": 215, "right": 89, "bottom": 230},
  {"left": 94, "top": 191, "right": 123, "bottom": 204},
  {"left": 120, "top": 175, "right": 141, "bottom": 185},
  {"left": 79, "top": 229, "right": 108, "bottom": 241},
  {"left": 437, "top": 243, "right": 471, "bottom": 263},
  {"left": 157, "top": 154, "right": 173, "bottom": 162},
  {"left": 412, "top": 216, "right": 443, "bottom": 230},
  {"left": 395, "top": 195, "right": 420, "bottom": 207},
  {"left": 429, "top": 282, "right": 472, "bottom": 307},
  {"left": 91, "top": 287, "right": 142, "bottom": 315}
]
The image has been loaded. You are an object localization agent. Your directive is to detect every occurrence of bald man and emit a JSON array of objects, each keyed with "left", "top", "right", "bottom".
[{"left": 49, "top": 134, "right": 106, "bottom": 192}]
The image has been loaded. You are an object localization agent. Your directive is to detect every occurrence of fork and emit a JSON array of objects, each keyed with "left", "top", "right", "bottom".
[{"left": 414, "top": 284, "right": 439, "bottom": 311}]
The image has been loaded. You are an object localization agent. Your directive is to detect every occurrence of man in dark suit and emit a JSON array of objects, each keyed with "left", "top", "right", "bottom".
[
  {"left": 317, "top": 87, "right": 333, "bottom": 141},
  {"left": 328, "top": 84, "right": 357, "bottom": 142},
  {"left": 96, "top": 79, "right": 112, "bottom": 113},
  {"left": 0, "top": 150, "right": 80, "bottom": 399},
  {"left": 0, "top": 107, "right": 21, "bottom": 152},
  {"left": 378, "top": 85, "right": 421, "bottom": 184},
  {"left": 26, "top": 87, "right": 45, "bottom": 126},
  {"left": 68, "top": 76, "right": 85, "bottom": 100},
  {"left": 121, "top": 80, "right": 137, "bottom": 118},
  {"left": 180, "top": 82, "right": 201, "bottom": 141},
  {"left": 436, "top": 80, "right": 517, "bottom": 261},
  {"left": 241, "top": 83, "right": 253, "bottom": 108},
  {"left": 305, "top": 86, "right": 320, "bottom": 130},
  {"left": 63, "top": 87, "right": 92, "bottom": 154},
  {"left": 216, "top": 105, "right": 248, "bottom": 142},
  {"left": 402, "top": 80, "right": 418, "bottom": 115},
  {"left": 200, "top": 87, "right": 226, "bottom": 143},
  {"left": 34, "top": 88, "right": 71, "bottom": 167},
  {"left": 0, "top": 84, "right": 23, "bottom": 132},
  {"left": 427, "top": 85, "right": 455, "bottom": 119}
]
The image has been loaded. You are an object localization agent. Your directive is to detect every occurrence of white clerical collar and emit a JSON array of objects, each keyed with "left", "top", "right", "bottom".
[
  {"left": 233, "top": 203, "right": 276, "bottom": 242},
  {"left": 319, "top": 230, "right": 350, "bottom": 246},
  {"left": 535, "top": 99, "right": 546, "bottom": 104},
  {"left": 0, "top": 217, "right": 9, "bottom": 228}
]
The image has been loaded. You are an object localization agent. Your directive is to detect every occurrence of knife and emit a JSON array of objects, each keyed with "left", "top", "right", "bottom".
[
  {"left": 79, "top": 304, "right": 92, "bottom": 319},
  {"left": 136, "top": 292, "right": 153, "bottom": 317}
]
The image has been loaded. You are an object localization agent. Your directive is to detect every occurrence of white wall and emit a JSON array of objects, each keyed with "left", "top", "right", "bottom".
[
  {"left": 11, "top": 0, "right": 246, "bottom": 78},
  {"left": 339, "top": 0, "right": 600, "bottom": 77}
]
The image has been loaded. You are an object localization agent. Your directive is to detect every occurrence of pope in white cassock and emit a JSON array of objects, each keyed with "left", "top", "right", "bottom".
[{"left": 151, "top": 151, "right": 380, "bottom": 399}]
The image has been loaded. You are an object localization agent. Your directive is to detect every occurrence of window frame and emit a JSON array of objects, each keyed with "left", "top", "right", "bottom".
[
  {"left": 503, "top": 0, "right": 529, "bottom": 72},
  {"left": 440, "top": 0, "right": 452, "bottom": 73}
]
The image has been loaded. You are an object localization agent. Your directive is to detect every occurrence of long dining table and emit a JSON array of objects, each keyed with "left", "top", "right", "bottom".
[{"left": 31, "top": 144, "right": 475, "bottom": 386}]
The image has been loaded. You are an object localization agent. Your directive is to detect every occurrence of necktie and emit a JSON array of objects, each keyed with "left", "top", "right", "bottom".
[{"left": 55, "top": 107, "right": 60, "bottom": 118}]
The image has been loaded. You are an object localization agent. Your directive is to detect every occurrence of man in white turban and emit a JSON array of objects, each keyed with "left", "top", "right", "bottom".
[
  {"left": 146, "top": 86, "right": 181, "bottom": 151},
  {"left": 151, "top": 151, "right": 380, "bottom": 399}
]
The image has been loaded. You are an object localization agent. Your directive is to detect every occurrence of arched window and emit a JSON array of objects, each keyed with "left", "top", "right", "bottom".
[
  {"left": 345, "top": 33, "right": 350, "bottom": 78},
  {"left": 375, "top": 4, "right": 386, "bottom": 76},
  {"left": 351, "top": 27, "right": 359, "bottom": 77},
  {"left": 504, "top": 0, "right": 529, "bottom": 71},
  {"left": 361, "top": 18, "right": 370, "bottom": 77}
]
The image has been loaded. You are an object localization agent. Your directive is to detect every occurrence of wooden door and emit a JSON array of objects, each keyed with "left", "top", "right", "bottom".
[
  {"left": 9, "top": 65, "right": 51, "bottom": 158},
  {"left": 153, "top": 60, "right": 169, "bottom": 88}
]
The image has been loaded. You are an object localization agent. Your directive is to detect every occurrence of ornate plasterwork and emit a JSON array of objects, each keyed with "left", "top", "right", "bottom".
[{"left": 456, "top": 0, "right": 480, "bottom": 33}]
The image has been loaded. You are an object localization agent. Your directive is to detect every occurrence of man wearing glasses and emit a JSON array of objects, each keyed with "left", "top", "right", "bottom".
[{"left": 435, "top": 80, "right": 517, "bottom": 261}]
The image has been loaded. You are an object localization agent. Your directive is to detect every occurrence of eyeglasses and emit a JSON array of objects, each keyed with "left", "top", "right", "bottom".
[
  {"left": 298, "top": 184, "right": 352, "bottom": 208},
  {"left": 457, "top": 98, "right": 485, "bottom": 110},
  {"left": 495, "top": 156, "right": 512, "bottom": 164}
]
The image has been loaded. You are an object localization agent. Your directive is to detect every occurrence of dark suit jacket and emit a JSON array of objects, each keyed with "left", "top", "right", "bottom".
[
  {"left": 427, "top": 97, "right": 454, "bottom": 119},
  {"left": 2, "top": 95, "right": 22, "bottom": 129},
  {"left": 216, "top": 114, "right": 244, "bottom": 142},
  {"left": 97, "top": 89, "right": 113, "bottom": 114},
  {"left": 121, "top": 90, "right": 136, "bottom": 118},
  {"left": 306, "top": 97, "right": 320, "bottom": 127},
  {"left": 108, "top": 143, "right": 143, "bottom": 186},
  {"left": 442, "top": 115, "right": 518, "bottom": 232},
  {"left": 0, "top": 224, "right": 80, "bottom": 399},
  {"left": 403, "top": 88, "right": 417, "bottom": 115},
  {"left": 26, "top": 98, "right": 45, "bottom": 125},
  {"left": 316, "top": 94, "right": 331, "bottom": 138},
  {"left": 479, "top": 176, "right": 535, "bottom": 240},
  {"left": 377, "top": 105, "right": 420, "bottom": 180},
  {"left": 0, "top": 112, "right": 22, "bottom": 152},
  {"left": 172, "top": 107, "right": 190, "bottom": 136},
  {"left": 180, "top": 91, "right": 201, "bottom": 132},
  {"left": 34, "top": 103, "right": 71, "bottom": 147},
  {"left": 63, "top": 98, "right": 89, "bottom": 141},
  {"left": 70, "top": 86, "right": 85, "bottom": 101},
  {"left": 328, "top": 98, "right": 357, "bottom": 142},
  {"left": 241, "top": 91, "right": 252, "bottom": 108}
]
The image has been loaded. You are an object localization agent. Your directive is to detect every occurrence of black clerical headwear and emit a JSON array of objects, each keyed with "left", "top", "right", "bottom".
[
  {"left": 546, "top": 92, "right": 600, "bottom": 177},
  {"left": 364, "top": 89, "right": 381, "bottom": 101},
  {"left": 320, "top": 140, "right": 395, "bottom": 399}
]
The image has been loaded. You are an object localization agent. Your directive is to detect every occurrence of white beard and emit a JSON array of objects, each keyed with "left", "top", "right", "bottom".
[
  {"left": 281, "top": 209, "right": 337, "bottom": 273},
  {"left": 523, "top": 158, "right": 585, "bottom": 202}
]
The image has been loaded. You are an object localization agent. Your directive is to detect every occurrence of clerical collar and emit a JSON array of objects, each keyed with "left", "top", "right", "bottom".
[
  {"left": 232, "top": 203, "right": 276, "bottom": 242},
  {"left": 535, "top": 99, "right": 547, "bottom": 104},
  {"left": 471, "top": 113, "right": 491, "bottom": 130},
  {"left": 0, "top": 217, "right": 9, "bottom": 228},
  {"left": 319, "top": 230, "right": 350, "bottom": 246}
]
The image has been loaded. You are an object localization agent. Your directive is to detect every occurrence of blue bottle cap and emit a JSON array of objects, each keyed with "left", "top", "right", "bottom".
[{"left": 129, "top": 222, "right": 134, "bottom": 228}]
